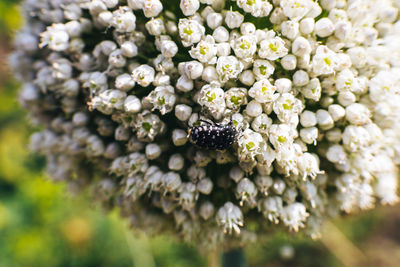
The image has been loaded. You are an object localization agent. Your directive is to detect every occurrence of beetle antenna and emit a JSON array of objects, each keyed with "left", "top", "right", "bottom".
[{"left": 198, "top": 119, "right": 213, "bottom": 125}]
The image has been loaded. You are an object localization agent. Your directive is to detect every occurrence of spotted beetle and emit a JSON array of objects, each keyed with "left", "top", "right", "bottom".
[{"left": 188, "top": 118, "right": 238, "bottom": 150}]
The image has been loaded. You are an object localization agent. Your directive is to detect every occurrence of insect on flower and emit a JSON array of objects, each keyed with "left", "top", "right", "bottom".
[{"left": 188, "top": 117, "right": 238, "bottom": 150}]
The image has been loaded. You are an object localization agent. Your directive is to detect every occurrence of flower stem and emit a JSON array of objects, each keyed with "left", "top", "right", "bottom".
[{"left": 221, "top": 248, "right": 246, "bottom": 267}]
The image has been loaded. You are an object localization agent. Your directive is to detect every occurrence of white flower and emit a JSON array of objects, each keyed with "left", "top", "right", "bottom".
[
  {"left": 369, "top": 70, "right": 400, "bottom": 102},
  {"left": 206, "top": 12, "right": 223, "bottom": 30},
  {"left": 225, "top": 87, "right": 248, "bottom": 109},
  {"left": 299, "top": 17, "right": 315, "bottom": 34},
  {"left": 258, "top": 196, "right": 283, "bottom": 224},
  {"left": 338, "top": 91, "right": 356, "bottom": 107},
  {"left": 135, "top": 111, "right": 166, "bottom": 142},
  {"left": 145, "top": 18, "right": 166, "bottom": 36},
  {"left": 281, "top": 20, "right": 299, "bottom": 40},
  {"left": 275, "top": 144, "right": 302, "bottom": 176},
  {"left": 316, "top": 109, "right": 334, "bottom": 130},
  {"left": 259, "top": 0, "right": 274, "bottom": 17},
  {"left": 312, "top": 45, "right": 338, "bottom": 76},
  {"left": 236, "top": 178, "right": 258, "bottom": 207},
  {"left": 246, "top": 100, "right": 263, "bottom": 117},
  {"left": 143, "top": 166, "right": 163, "bottom": 191},
  {"left": 40, "top": 24, "right": 69, "bottom": 51},
  {"left": 342, "top": 125, "right": 371, "bottom": 152},
  {"left": 248, "top": 79, "right": 277, "bottom": 103},
  {"left": 198, "top": 83, "right": 226, "bottom": 120},
  {"left": 269, "top": 124, "right": 294, "bottom": 149},
  {"left": 273, "top": 93, "right": 304, "bottom": 123},
  {"left": 345, "top": 103, "right": 371, "bottom": 125},
  {"left": 239, "top": 70, "right": 255, "bottom": 86},
  {"left": 236, "top": 0, "right": 259, "bottom": 16},
  {"left": 326, "top": 144, "right": 347, "bottom": 164},
  {"left": 145, "top": 85, "right": 176, "bottom": 115},
  {"left": 315, "top": 18, "right": 334, "bottom": 37},
  {"left": 199, "top": 202, "right": 214, "bottom": 220},
  {"left": 172, "top": 129, "right": 188, "bottom": 146},
  {"left": 229, "top": 166, "right": 245, "bottom": 183},
  {"left": 176, "top": 75, "right": 194, "bottom": 92},
  {"left": 202, "top": 66, "right": 219, "bottom": 83},
  {"left": 112, "top": 7, "right": 136, "bottom": 32},
  {"left": 335, "top": 21, "right": 352, "bottom": 40},
  {"left": 291, "top": 36, "right": 312, "bottom": 56},
  {"left": 281, "top": 203, "right": 309, "bottom": 232},
  {"left": 375, "top": 172, "right": 399, "bottom": 205},
  {"left": 142, "top": 0, "right": 163, "bottom": 18},
  {"left": 335, "top": 69, "right": 356, "bottom": 92},
  {"left": 86, "top": 135, "right": 105, "bottom": 157},
  {"left": 197, "top": 177, "right": 213, "bottom": 195},
  {"left": 251, "top": 113, "right": 272, "bottom": 135},
  {"left": 131, "top": 65, "right": 155, "bottom": 87},
  {"left": 121, "top": 41, "right": 138, "bottom": 58},
  {"left": 181, "top": 60, "right": 204, "bottom": 80},
  {"left": 237, "top": 0, "right": 273, "bottom": 17},
  {"left": 115, "top": 73, "right": 135, "bottom": 91},
  {"left": 297, "top": 153, "right": 323, "bottom": 179},
  {"left": 257, "top": 144, "right": 276, "bottom": 168},
  {"left": 175, "top": 104, "right": 192, "bottom": 121},
  {"left": 128, "top": 0, "right": 144, "bottom": 10},
  {"left": 169, "top": 153, "right": 185, "bottom": 171},
  {"left": 231, "top": 34, "right": 257, "bottom": 61},
  {"left": 180, "top": 0, "right": 200, "bottom": 16},
  {"left": 237, "top": 129, "right": 264, "bottom": 162},
  {"left": 301, "top": 78, "right": 322, "bottom": 101},
  {"left": 216, "top": 42, "right": 231, "bottom": 57},
  {"left": 281, "top": 55, "right": 297, "bottom": 70},
  {"left": 300, "top": 111, "right": 317, "bottom": 127},
  {"left": 280, "top": 0, "right": 313, "bottom": 21},
  {"left": 325, "top": 128, "right": 343, "bottom": 143},
  {"left": 293, "top": 70, "right": 309, "bottom": 86},
  {"left": 124, "top": 95, "right": 142, "bottom": 114},
  {"left": 216, "top": 202, "right": 243, "bottom": 234},
  {"left": 98, "top": 11, "right": 113, "bottom": 26},
  {"left": 178, "top": 18, "right": 205, "bottom": 47},
  {"left": 225, "top": 10, "right": 244, "bottom": 29},
  {"left": 162, "top": 172, "right": 182, "bottom": 192},
  {"left": 254, "top": 175, "right": 273, "bottom": 196},
  {"left": 146, "top": 143, "right": 162, "bottom": 160},
  {"left": 300, "top": 127, "right": 318, "bottom": 145},
  {"left": 108, "top": 49, "right": 126, "bottom": 68},
  {"left": 253, "top": 59, "right": 275, "bottom": 80},
  {"left": 52, "top": 58, "right": 72, "bottom": 80},
  {"left": 328, "top": 104, "right": 346, "bottom": 122},
  {"left": 64, "top": 21, "right": 82, "bottom": 37},
  {"left": 216, "top": 56, "right": 244, "bottom": 83},
  {"left": 160, "top": 40, "right": 178, "bottom": 58},
  {"left": 259, "top": 37, "right": 288, "bottom": 60},
  {"left": 89, "top": 89, "right": 126, "bottom": 114},
  {"left": 213, "top": 26, "right": 229, "bottom": 43},
  {"left": 270, "top": 7, "right": 286, "bottom": 25},
  {"left": 335, "top": 173, "right": 375, "bottom": 213}
]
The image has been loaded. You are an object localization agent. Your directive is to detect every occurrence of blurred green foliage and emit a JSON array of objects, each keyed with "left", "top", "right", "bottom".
[
  {"left": 0, "top": 2, "right": 391, "bottom": 267},
  {"left": 0, "top": 1, "right": 22, "bottom": 34}
]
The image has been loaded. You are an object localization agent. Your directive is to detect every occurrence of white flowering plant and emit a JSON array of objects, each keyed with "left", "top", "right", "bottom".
[{"left": 11, "top": 0, "right": 400, "bottom": 249}]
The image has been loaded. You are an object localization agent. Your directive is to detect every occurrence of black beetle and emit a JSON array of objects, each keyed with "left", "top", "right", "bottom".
[{"left": 188, "top": 119, "right": 238, "bottom": 150}]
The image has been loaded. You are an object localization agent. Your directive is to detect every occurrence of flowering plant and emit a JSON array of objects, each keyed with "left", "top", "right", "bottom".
[{"left": 11, "top": 0, "right": 400, "bottom": 249}]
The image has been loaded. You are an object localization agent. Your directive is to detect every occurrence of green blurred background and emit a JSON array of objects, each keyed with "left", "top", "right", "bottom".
[{"left": 1, "top": 1, "right": 400, "bottom": 266}]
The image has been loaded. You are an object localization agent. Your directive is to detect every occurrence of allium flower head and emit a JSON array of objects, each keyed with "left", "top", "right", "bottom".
[{"left": 12, "top": 0, "right": 400, "bottom": 249}]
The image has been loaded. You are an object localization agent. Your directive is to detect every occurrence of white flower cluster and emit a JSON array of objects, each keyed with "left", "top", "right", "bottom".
[{"left": 11, "top": 0, "right": 400, "bottom": 249}]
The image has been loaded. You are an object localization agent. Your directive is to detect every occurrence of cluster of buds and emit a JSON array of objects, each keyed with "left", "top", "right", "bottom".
[{"left": 11, "top": 0, "right": 400, "bottom": 249}]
